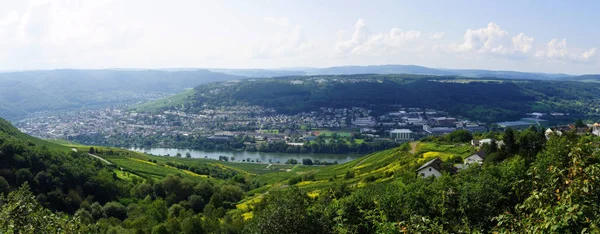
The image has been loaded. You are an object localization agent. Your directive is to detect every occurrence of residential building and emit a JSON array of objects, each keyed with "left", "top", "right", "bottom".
[
  {"left": 417, "top": 158, "right": 443, "bottom": 178},
  {"left": 464, "top": 151, "right": 486, "bottom": 165},
  {"left": 593, "top": 123, "right": 600, "bottom": 136}
]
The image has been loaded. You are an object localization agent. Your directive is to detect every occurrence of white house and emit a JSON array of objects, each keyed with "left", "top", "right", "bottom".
[
  {"left": 471, "top": 138, "right": 492, "bottom": 147},
  {"left": 417, "top": 158, "right": 443, "bottom": 178},
  {"left": 464, "top": 151, "right": 486, "bottom": 165},
  {"left": 592, "top": 124, "right": 600, "bottom": 137}
]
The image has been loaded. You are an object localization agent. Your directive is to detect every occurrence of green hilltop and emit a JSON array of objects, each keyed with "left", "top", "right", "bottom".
[{"left": 140, "top": 74, "right": 600, "bottom": 123}]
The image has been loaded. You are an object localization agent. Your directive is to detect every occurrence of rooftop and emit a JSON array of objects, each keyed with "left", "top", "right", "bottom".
[{"left": 390, "top": 129, "right": 412, "bottom": 133}]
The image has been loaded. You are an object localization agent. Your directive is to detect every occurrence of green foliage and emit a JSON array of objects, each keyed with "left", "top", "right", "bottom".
[
  {"left": 245, "top": 186, "right": 327, "bottom": 234},
  {"left": 0, "top": 183, "right": 90, "bottom": 233},
  {"left": 443, "top": 129, "right": 473, "bottom": 143}
]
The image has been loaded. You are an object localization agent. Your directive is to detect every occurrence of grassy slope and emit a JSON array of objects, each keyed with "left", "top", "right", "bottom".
[
  {"left": 233, "top": 141, "right": 477, "bottom": 218},
  {"left": 0, "top": 119, "right": 71, "bottom": 153},
  {"left": 134, "top": 89, "right": 195, "bottom": 112},
  {"left": 38, "top": 123, "right": 476, "bottom": 221}
]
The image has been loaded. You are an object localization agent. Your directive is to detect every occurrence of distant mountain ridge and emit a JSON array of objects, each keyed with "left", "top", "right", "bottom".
[
  {"left": 0, "top": 69, "right": 244, "bottom": 120},
  {"left": 1, "top": 65, "right": 599, "bottom": 121},
  {"left": 206, "top": 64, "right": 580, "bottom": 80}
]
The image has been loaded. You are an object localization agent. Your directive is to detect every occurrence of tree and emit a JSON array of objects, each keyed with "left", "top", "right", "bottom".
[
  {"left": 181, "top": 216, "right": 204, "bottom": 234},
  {"left": 575, "top": 119, "right": 586, "bottom": 128},
  {"left": 502, "top": 127, "right": 518, "bottom": 156},
  {"left": 0, "top": 176, "right": 9, "bottom": 195},
  {"left": 444, "top": 130, "right": 473, "bottom": 143},
  {"left": 518, "top": 128, "right": 546, "bottom": 162},
  {"left": 302, "top": 159, "right": 313, "bottom": 165},
  {"left": 89, "top": 147, "right": 95, "bottom": 154},
  {"left": 286, "top": 159, "right": 298, "bottom": 165},
  {"left": 495, "top": 142, "right": 600, "bottom": 233},
  {"left": 185, "top": 152, "right": 192, "bottom": 158},
  {"left": 102, "top": 202, "right": 127, "bottom": 220},
  {"left": 244, "top": 187, "right": 325, "bottom": 234},
  {"left": 0, "top": 184, "right": 89, "bottom": 233},
  {"left": 176, "top": 153, "right": 182, "bottom": 158}
]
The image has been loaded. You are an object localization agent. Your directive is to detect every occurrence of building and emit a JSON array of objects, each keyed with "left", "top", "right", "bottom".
[
  {"left": 390, "top": 129, "right": 414, "bottom": 141},
  {"left": 593, "top": 123, "right": 600, "bottom": 137},
  {"left": 417, "top": 158, "right": 443, "bottom": 178},
  {"left": 464, "top": 151, "right": 486, "bottom": 165},
  {"left": 431, "top": 117, "right": 457, "bottom": 127},
  {"left": 352, "top": 117, "right": 376, "bottom": 127},
  {"left": 496, "top": 121, "right": 535, "bottom": 129},
  {"left": 471, "top": 139, "right": 493, "bottom": 147},
  {"left": 423, "top": 125, "right": 455, "bottom": 136},
  {"left": 464, "top": 124, "right": 487, "bottom": 133}
]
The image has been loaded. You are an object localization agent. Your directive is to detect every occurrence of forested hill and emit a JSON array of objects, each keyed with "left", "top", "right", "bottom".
[
  {"left": 0, "top": 69, "right": 243, "bottom": 120},
  {"left": 151, "top": 74, "right": 600, "bottom": 123}
]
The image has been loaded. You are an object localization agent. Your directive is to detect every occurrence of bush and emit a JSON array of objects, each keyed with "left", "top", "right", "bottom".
[{"left": 288, "top": 176, "right": 302, "bottom": 185}]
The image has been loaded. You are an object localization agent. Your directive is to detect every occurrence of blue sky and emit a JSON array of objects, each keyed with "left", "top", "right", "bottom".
[{"left": 0, "top": 0, "right": 598, "bottom": 74}]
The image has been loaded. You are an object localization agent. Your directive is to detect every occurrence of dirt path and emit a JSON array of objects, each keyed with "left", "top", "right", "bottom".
[
  {"left": 410, "top": 142, "right": 419, "bottom": 154},
  {"left": 353, "top": 156, "right": 370, "bottom": 167},
  {"left": 88, "top": 153, "right": 113, "bottom": 165}
]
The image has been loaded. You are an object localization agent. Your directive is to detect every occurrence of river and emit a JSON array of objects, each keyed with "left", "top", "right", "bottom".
[{"left": 127, "top": 147, "right": 363, "bottom": 164}]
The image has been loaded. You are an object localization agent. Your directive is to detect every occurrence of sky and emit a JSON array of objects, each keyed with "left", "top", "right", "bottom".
[{"left": 0, "top": 0, "right": 598, "bottom": 74}]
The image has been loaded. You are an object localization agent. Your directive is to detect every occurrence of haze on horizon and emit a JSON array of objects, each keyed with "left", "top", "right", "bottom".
[{"left": 0, "top": 0, "right": 598, "bottom": 74}]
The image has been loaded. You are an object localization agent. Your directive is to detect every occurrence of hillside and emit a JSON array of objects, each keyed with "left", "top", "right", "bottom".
[
  {"left": 238, "top": 128, "right": 600, "bottom": 233},
  {"left": 145, "top": 74, "right": 600, "bottom": 123},
  {"left": 3, "top": 116, "right": 600, "bottom": 232},
  {"left": 0, "top": 69, "right": 243, "bottom": 120},
  {"left": 559, "top": 74, "right": 600, "bottom": 83}
]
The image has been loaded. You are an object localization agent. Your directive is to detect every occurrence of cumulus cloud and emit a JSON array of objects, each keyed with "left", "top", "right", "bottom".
[
  {"left": 454, "top": 22, "right": 509, "bottom": 54},
  {"left": 535, "top": 39, "right": 597, "bottom": 62},
  {"left": 263, "top": 16, "right": 290, "bottom": 27},
  {"left": 335, "top": 18, "right": 423, "bottom": 56},
  {"left": 512, "top": 33, "right": 534, "bottom": 53},
  {"left": 451, "top": 22, "right": 537, "bottom": 59}
]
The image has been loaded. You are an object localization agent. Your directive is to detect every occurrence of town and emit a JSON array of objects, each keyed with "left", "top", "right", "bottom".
[{"left": 15, "top": 102, "right": 573, "bottom": 155}]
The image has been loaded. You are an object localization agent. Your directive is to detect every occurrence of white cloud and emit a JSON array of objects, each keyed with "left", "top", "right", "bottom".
[
  {"left": 335, "top": 19, "right": 423, "bottom": 56},
  {"left": 512, "top": 33, "right": 534, "bottom": 53},
  {"left": 535, "top": 39, "right": 597, "bottom": 62},
  {"left": 263, "top": 16, "right": 290, "bottom": 27},
  {"left": 451, "top": 22, "right": 537, "bottom": 59},
  {"left": 454, "top": 22, "right": 509, "bottom": 54},
  {"left": 0, "top": 0, "right": 143, "bottom": 68},
  {"left": 429, "top": 32, "right": 445, "bottom": 40},
  {"left": 255, "top": 21, "right": 314, "bottom": 59}
]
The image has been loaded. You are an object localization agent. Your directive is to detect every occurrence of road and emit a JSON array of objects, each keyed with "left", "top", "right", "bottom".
[{"left": 71, "top": 148, "right": 112, "bottom": 165}]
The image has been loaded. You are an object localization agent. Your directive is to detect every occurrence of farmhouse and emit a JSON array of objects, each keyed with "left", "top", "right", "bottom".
[
  {"left": 417, "top": 158, "right": 443, "bottom": 178},
  {"left": 593, "top": 123, "right": 600, "bottom": 137},
  {"left": 464, "top": 151, "right": 486, "bottom": 165}
]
